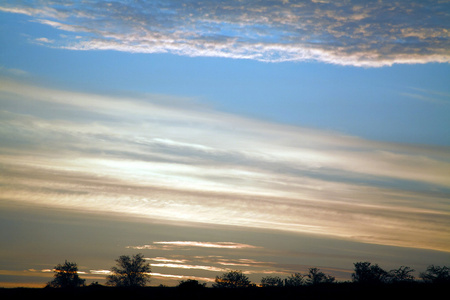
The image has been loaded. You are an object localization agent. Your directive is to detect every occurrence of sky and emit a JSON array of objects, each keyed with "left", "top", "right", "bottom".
[{"left": 0, "top": 0, "right": 449, "bottom": 288}]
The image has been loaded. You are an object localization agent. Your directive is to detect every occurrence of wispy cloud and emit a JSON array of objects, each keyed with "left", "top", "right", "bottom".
[
  {"left": 0, "top": 79, "right": 449, "bottom": 252},
  {"left": 89, "top": 270, "right": 111, "bottom": 275},
  {"left": 142, "top": 252, "right": 285, "bottom": 282},
  {"left": 1, "top": 0, "right": 449, "bottom": 66},
  {"left": 151, "top": 272, "right": 215, "bottom": 282},
  {"left": 145, "top": 253, "right": 348, "bottom": 282},
  {"left": 148, "top": 257, "right": 188, "bottom": 264},
  {"left": 401, "top": 87, "right": 450, "bottom": 105},
  {"left": 150, "top": 263, "right": 226, "bottom": 272},
  {"left": 153, "top": 241, "right": 260, "bottom": 249},
  {"left": 34, "top": 37, "right": 54, "bottom": 44},
  {"left": 0, "top": 66, "right": 29, "bottom": 77},
  {"left": 128, "top": 241, "right": 260, "bottom": 252}
]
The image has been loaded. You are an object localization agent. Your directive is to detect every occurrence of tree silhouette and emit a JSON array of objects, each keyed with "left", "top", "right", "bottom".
[
  {"left": 260, "top": 275, "right": 284, "bottom": 287},
  {"left": 387, "top": 266, "right": 415, "bottom": 283},
  {"left": 46, "top": 260, "right": 85, "bottom": 288},
  {"left": 352, "top": 262, "right": 388, "bottom": 284},
  {"left": 420, "top": 265, "right": 450, "bottom": 284},
  {"left": 306, "top": 267, "right": 335, "bottom": 285},
  {"left": 213, "top": 270, "right": 252, "bottom": 288},
  {"left": 284, "top": 273, "right": 305, "bottom": 287},
  {"left": 106, "top": 253, "right": 151, "bottom": 287}
]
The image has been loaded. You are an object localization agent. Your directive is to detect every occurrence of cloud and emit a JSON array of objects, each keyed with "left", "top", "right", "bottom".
[
  {"left": 41, "top": 269, "right": 53, "bottom": 273},
  {"left": 153, "top": 241, "right": 261, "bottom": 249},
  {"left": 148, "top": 257, "right": 188, "bottom": 264},
  {"left": 150, "top": 263, "right": 225, "bottom": 272},
  {"left": 142, "top": 251, "right": 349, "bottom": 283},
  {"left": 0, "top": 66, "right": 29, "bottom": 77},
  {"left": 142, "top": 252, "right": 283, "bottom": 282},
  {"left": 1, "top": 0, "right": 449, "bottom": 66},
  {"left": 127, "top": 241, "right": 261, "bottom": 253},
  {"left": 35, "top": 37, "right": 54, "bottom": 44},
  {"left": 0, "top": 79, "right": 449, "bottom": 253},
  {"left": 400, "top": 87, "right": 450, "bottom": 105},
  {"left": 151, "top": 272, "right": 215, "bottom": 282},
  {"left": 89, "top": 270, "right": 111, "bottom": 275}
]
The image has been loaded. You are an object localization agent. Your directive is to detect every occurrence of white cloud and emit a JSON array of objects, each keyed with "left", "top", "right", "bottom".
[
  {"left": 148, "top": 257, "right": 188, "bottom": 264},
  {"left": 89, "top": 270, "right": 111, "bottom": 275},
  {"left": 153, "top": 241, "right": 260, "bottom": 249},
  {"left": 1, "top": 0, "right": 449, "bottom": 67},
  {"left": 41, "top": 269, "right": 53, "bottom": 273},
  {"left": 34, "top": 37, "right": 54, "bottom": 44}
]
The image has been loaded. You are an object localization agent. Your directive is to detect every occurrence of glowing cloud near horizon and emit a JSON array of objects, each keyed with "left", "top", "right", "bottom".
[{"left": 153, "top": 241, "right": 261, "bottom": 249}]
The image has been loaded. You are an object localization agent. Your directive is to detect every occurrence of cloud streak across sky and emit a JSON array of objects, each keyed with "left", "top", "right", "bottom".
[
  {"left": 1, "top": 78, "right": 449, "bottom": 253},
  {"left": 1, "top": 0, "right": 449, "bottom": 66}
]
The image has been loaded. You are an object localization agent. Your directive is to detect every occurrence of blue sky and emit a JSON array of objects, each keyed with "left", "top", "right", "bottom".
[{"left": 0, "top": 0, "right": 449, "bottom": 287}]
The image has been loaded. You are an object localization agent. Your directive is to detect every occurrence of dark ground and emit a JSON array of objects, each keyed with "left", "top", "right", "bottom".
[{"left": 1, "top": 282, "right": 448, "bottom": 300}]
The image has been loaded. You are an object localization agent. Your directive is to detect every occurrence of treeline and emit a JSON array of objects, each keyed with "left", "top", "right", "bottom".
[{"left": 45, "top": 253, "right": 449, "bottom": 289}]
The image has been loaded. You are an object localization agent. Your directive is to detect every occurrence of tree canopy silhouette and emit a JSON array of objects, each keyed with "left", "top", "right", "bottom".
[
  {"left": 284, "top": 273, "right": 305, "bottom": 287},
  {"left": 106, "top": 253, "right": 151, "bottom": 287},
  {"left": 213, "top": 270, "right": 253, "bottom": 288},
  {"left": 352, "top": 262, "right": 388, "bottom": 284},
  {"left": 420, "top": 265, "right": 450, "bottom": 284},
  {"left": 305, "top": 267, "right": 335, "bottom": 285},
  {"left": 260, "top": 275, "right": 284, "bottom": 287},
  {"left": 46, "top": 260, "right": 85, "bottom": 288},
  {"left": 387, "top": 266, "right": 415, "bottom": 283}
]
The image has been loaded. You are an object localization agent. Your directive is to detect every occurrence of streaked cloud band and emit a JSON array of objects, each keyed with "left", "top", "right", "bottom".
[{"left": 0, "top": 79, "right": 449, "bottom": 253}]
